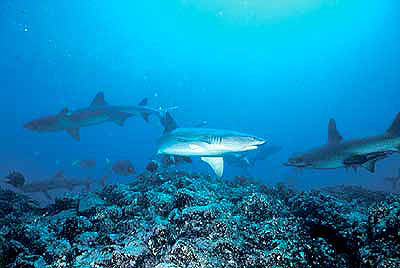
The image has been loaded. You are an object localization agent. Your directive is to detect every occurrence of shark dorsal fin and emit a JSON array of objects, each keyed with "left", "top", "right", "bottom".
[
  {"left": 386, "top": 112, "right": 400, "bottom": 136},
  {"left": 328, "top": 119, "right": 343, "bottom": 145},
  {"left": 163, "top": 112, "right": 178, "bottom": 134},
  {"left": 201, "top": 157, "right": 224, "bottom": 177},
  {"left": 138, "top": 98, "right": 148, "bottom": 106},
  {"left": 90, "top": 92, "right": 108, "bottom": 107}
]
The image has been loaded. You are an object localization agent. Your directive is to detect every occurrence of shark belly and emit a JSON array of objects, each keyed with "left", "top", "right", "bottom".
[{"left": 159, "top": 142, "right": 231, "bottom": 156}]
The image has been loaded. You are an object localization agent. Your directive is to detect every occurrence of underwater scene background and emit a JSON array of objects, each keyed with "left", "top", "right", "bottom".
[{"left": 1, "top": 0, "right": 400, "bottom": 267}]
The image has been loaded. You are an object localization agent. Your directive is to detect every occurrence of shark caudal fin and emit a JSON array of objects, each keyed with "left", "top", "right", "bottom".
[
  {"left": 90, "top": 92, "right": 108, "bottom": 107},
  {"left": 386, "top": 112, "right": 400, "bottom": 137},
  {"left": 201, "top": 157, "right": 224, "bottom": 177},
  {"left": 328, "top": 119, "right": 343, "bottom": 145},
  {"left": 162, "top": 112, "right": 179, "bottom": 134}
]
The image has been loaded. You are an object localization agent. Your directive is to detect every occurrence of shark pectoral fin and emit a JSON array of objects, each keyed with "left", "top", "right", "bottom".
[
  {"left": 201, "top": 157, "right": 224, "bottom": 177},
  {"left": 141, "top": 112, "right": 150, "bottom": 123},
  {"left": 66, "top": 128, "right": 80, "bottom": 141},
  {"left": 111, "top": 112, "right": 132, "bottom": 126},
  {"left": 43, "top": 191, "right": 52, "bottom": 200},
  {"left": 362, "top": 160, "right": 377, "bottom": 173}
]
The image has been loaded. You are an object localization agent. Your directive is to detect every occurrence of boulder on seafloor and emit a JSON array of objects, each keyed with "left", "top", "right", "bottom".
[{"left": 1, "top": 170, "right": 400, "bottom": 267}]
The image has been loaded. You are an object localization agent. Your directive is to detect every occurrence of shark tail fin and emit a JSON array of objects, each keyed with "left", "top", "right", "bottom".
[
  {"left": 386, "top": 112, "right": 400, "bottom": 136},
  {"left": 162, "top": 112, "right": 178, "bottom": 133}
]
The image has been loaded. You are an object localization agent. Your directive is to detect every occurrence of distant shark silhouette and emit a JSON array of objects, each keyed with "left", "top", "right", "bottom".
[
  {"left": 4, "top": 171, "right": 107, "bottom": 200},
  {"left": 285, "top": 113, "right": 400, "bottom": 173},
  {"left": 24, "top": 92, "right": 167, "bottom": 141}
]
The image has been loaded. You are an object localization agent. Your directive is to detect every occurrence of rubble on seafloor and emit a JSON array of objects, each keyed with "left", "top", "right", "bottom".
[{"left": 0, "top": 169, "right": 400, "bottom": 268}]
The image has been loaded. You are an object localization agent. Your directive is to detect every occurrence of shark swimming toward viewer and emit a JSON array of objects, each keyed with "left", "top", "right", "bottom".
[
  {"left": 24, "top": 92, "right": 169, "bottom": 141},
  {"left": 156, "top": 112, "right": 266, "bottom": 177},
  {"left": 284, "top": 113, "right": 400, "bottom": 173}
]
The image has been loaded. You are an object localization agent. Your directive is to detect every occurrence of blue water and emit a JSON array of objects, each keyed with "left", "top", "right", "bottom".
[{"left": 1, "top": 0, "right": 400, "bottom": 198}]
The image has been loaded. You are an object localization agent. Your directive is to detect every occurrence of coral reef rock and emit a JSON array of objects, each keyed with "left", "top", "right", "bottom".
[{"left": 1, "top": 172, "right": 400, "bottom": 267}]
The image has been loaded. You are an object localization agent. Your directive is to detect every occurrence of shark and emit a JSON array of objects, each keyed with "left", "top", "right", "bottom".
[
  {"left": 24, "top": 92, "right": 167, "bottom": 141},
  {"left": 3, "top": 171, "right": 107, "bottom": 200},
  {"left": 156, "top": 112, "right": 266, "bottom": 177},
  {"left": 284, "top": 113, "right": 400, "bottom": 173}
]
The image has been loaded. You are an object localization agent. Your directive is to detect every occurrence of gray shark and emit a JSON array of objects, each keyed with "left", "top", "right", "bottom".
[
  {"left": 4, "top": 171, "right": 107, "bottom": 200},
  {"left": 156, "top": 112, "right": 266, "bottom": 177},
  {"left": 284, "top": 113, "right": 400, "bottom": 173},
  {"left": 24, "top": 92, "right": 165, "bottom": 141}
]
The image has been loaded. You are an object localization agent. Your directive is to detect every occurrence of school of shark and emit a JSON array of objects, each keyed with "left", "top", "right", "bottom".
[
  {"left": 21, "top": 91, "right": 400, "bottom": 176},
  {"left": 5, "top": 91, "right": 400, "bottom": 199}
]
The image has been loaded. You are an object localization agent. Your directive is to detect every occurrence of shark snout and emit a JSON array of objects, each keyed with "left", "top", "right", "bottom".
[{"left": 255, "top": 138, "right": 266, "bottom": 146}]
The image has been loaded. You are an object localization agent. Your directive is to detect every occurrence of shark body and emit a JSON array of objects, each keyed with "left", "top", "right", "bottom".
[
  {"left": 285, "top": 113, "right": 400, "bottom": 173},
  {"left": 24, "top": 92, "right": 164, "bottom": 140},
  {"left": 157, "top": 112, "right": 265, "bottom": 177},
  {"left": 4, "top": 171, "right": 107, "bottom": 200}
]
